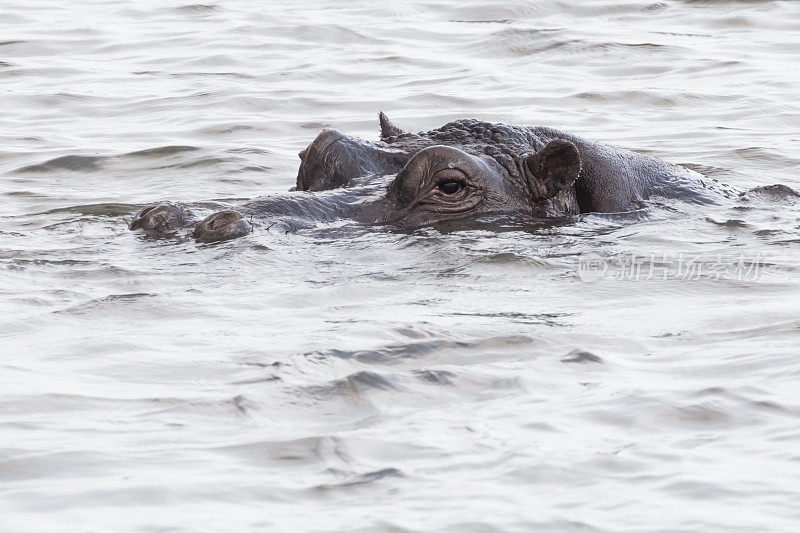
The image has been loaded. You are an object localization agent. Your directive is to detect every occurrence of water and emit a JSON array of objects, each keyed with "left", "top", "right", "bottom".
[{"left": 2, "top": 1, "right": 800, "bottom": 531}]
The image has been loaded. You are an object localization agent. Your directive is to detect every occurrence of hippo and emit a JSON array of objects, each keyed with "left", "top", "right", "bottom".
[{"left": 129, "top": 113, "right": 723, "bottom": 242}]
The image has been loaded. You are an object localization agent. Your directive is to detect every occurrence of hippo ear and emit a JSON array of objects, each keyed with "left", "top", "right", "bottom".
[
  {"left": 522, "top": 140, "right": 581, "bottom": 200},
  {"left": 379, "top": 111, "right": 405, "bottom": 139}
]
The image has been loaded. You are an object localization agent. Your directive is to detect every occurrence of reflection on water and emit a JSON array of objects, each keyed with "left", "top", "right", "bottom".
[{"left": 2, "top": 0, "right": 800, "bottom": 531}]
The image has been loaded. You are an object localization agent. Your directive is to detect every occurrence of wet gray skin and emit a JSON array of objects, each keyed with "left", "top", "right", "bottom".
[{"left": 129, "top": 113, "right": 731, "bottom": 242}]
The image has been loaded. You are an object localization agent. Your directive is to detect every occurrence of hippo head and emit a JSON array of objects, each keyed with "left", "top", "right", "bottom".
[
  {"left": 296, "top": 113, "right": 582, "bottom": 227},
  {"left": 129, "top": 114, "right": 586, "bottom": 242}
]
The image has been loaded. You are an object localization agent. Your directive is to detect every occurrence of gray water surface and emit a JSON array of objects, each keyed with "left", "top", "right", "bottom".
[{"left": 2, "top": 1, "right": 800, "bottom": 531}]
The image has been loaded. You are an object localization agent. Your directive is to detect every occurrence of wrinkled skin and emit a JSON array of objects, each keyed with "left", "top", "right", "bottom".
[{"left": 130, "top": 113, "right": 722, "bottom": 242}]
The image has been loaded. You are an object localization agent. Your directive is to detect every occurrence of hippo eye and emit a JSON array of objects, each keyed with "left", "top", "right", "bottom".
[
  {"left": 433, "top": 168, "right": 467, "bottom": 195},
  {"left": 438, "top": 180, "right": 463, "bottom": 195}
]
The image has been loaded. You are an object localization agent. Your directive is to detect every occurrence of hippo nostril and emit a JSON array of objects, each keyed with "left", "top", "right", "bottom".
[
  {"left": 298, "top": 147, "right": 308, "bottom": 160},
  {"left": 193, "top": 210, "right": 250, "bottom": 243},
  {"left": 130, "top": 201, "right": 191, "bottom": 233}
]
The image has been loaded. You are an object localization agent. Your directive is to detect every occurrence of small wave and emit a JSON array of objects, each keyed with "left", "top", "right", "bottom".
[
  {"left": 122, "top": 145, "right": 199, "bottom": 158},
  {"left": 447, "top": 311, "right": 568, "bottom": 327},
  {"left": 561, "top": 349, "right": 603, "bottom": 364},
  {"left": 213, "top": 436, "right": 339, "bottom": 466},
  {"left": 572, "top": 90, "right": 715, "bottom": 107},
  {"left": 302, "top": 371, "right": 401, "bottom": 401},
  {"left": 413, "top": 369, "right": 457, "bottom": 385},
  {"left": 488, "top": 27, "right": 685, "bottom": 61},
  {"left": 451, "top": 19, "right": 511, "bottom": 24},
  {"left": 29, "top": 202, "right": 140, "bottom": 217},
  {"left": 177, "top": 4, "right": 217, "bottom": 12},
  {"left": 705, "top": 217, "right": 749, "bottom": 228},
  {"left": 16, "top": 155, "right": 105, "bottom": 173},
  {"left": 731, "top": 147, "right": 800, "bottom": 167},
  {"left": 151, "top": 156, "right": 236, "bottom": 170},
  {"left": 55, "top": 293, "right": 156, "bottom": 315},
  {"left": 741, "top": 184, "right": 800, "bottom": 201},
  {"left": 314, "top": 467, "right": 404, "bottom": 491},
  {"left": 327, "top": 335, "right": 536, "bottom": 365}
]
